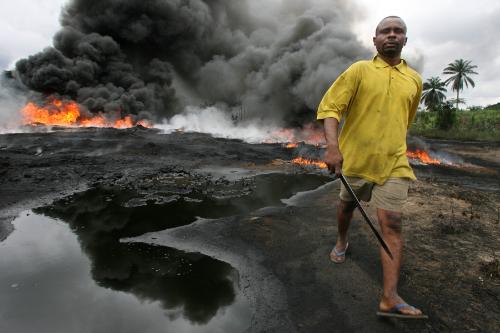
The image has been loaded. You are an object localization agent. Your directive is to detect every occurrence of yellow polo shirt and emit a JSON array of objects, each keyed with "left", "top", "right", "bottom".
[{"left": 317, "top": 55, "right": 422, "bottom": 185}]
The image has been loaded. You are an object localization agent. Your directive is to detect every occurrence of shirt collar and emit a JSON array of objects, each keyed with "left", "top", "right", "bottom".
[{"left": 373, "top": 54, "right": 408, "bottom": 74}]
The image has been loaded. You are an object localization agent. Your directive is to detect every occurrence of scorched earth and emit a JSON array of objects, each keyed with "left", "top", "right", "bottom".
[{"left": 0, "top": 127, "right": 499, "bottom": 333}]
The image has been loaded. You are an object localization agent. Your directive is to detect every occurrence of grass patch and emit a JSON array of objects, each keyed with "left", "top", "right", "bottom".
[{"left": 410, "top": 109, "right": 500, "bottom": 141}]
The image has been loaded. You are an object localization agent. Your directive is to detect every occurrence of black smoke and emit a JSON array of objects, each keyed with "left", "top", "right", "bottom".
[{"left": 13, "top": 0, "right": 370, "bottom": 125}]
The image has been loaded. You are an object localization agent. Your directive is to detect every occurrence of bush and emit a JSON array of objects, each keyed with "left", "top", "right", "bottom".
[{"left": 436, "top": 102, "right": 456, "bottom": 130}]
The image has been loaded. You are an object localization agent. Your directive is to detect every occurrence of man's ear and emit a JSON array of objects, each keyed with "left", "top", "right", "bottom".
[
  {"left": 404, "top": 37, "right": 408, "bottom": 46},
  {"left": 373, "top": 36, "right": 376, "bottom": 46}
]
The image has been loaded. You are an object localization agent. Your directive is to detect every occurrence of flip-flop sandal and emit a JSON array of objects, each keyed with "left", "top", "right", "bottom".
[
  {"left": 376, "top": 303, "right": 428, "bottom": 319},
  {"left": 330, "top": 242, "right": 349, "bottom": 264}
]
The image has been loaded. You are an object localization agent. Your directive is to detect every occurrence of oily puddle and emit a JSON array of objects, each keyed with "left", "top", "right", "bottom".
[{"left": 0, "top": 173, "right": 329, "bottom": 332}]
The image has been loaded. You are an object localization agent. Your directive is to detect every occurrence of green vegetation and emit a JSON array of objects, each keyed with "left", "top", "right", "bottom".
[
  {"left": 485, "top": 102, "right": 500, "bottom": 111},
  {"left": 435, "top": 102, "right": 456, "bottom": 130},
  {"left": 411, "top": 107, "right": 500, "bottom": 141},
  {"left": 412, "top": 59, "right": 499, "bottom": 141}
]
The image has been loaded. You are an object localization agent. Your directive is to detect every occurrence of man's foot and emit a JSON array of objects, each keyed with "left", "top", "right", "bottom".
[
  {"left": 377, "top": 297, "right": 427, "bottom": 319},
  {"left": 329, "top": 242, "right": 349, "bottom": 264}
]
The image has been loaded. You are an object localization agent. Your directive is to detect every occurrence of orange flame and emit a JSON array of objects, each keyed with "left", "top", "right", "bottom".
[
  {"left": 292, "top": 157, "right": 328, "bottom": 169},
  {"left": 271, "top": 123, "right": 326, "bottom": 146},
  {"left": 291, "top": 150, "right": 442, "bottom": 170},
  {"left": 286, "top": 143, "right": 298, "bottom": 148},
  {"left": 21, "top": 98, "right": 152, "bottom": 129},
  {"left": 406, "top": 149, "right": 441, "bottom": 165},
  {"left": 21, "top": 100, "right": 80, "bottom": 126}
]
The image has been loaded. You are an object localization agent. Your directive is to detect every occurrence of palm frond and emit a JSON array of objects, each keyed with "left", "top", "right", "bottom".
[{"left": 465, "top": 76, "right": 475, "bottom": 88}]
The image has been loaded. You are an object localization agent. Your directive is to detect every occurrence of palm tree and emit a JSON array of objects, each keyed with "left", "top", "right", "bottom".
[
  {"left": 443, "top": 59, "right": 478, "bottom": 111},
  {"left": 421, "top": 77, "right": 447, "bottom": 111}
]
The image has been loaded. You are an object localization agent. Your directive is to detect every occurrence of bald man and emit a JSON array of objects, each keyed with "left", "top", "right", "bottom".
[{"left": 317, "top": 16, "right": 426, "bottom": 318}]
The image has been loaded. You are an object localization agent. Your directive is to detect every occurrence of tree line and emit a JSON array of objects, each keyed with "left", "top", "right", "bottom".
[{"left": 420, "top": 59, "right": 478, "bottom": 129}]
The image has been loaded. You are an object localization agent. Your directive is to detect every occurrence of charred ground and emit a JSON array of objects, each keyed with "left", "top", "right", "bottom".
[{"left": 0, "top": 128, "right": 499, "bottom": 332}]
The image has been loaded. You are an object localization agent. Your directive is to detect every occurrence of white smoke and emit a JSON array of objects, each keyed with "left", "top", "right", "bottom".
[
  {"left": 0, "top": 80, "right": 26, "bottom": 133},
  {"left": 157, "top": 106, "right": 293, "bottom": 143}
]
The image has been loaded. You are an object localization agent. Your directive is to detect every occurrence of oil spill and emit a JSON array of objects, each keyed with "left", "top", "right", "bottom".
[{"left": 0, "top": 172, "right": 329, "bottom": 332}]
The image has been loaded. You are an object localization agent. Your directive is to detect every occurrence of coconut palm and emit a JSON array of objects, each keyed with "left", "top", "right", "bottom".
[
  {"left": 421, "top": 76, "right": 447, "bottom": 111},
  {"left": 443, "top": 59, "right": 478, "bottom": 111}
]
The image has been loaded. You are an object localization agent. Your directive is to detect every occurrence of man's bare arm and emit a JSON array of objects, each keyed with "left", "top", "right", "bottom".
[{"left": 323, "top": 117, "right": 343, "bottom": 176}]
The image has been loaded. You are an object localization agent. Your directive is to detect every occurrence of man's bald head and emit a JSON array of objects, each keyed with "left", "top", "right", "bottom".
[{"left": 375, "top": 16, "right": 407, "bottom": 35}]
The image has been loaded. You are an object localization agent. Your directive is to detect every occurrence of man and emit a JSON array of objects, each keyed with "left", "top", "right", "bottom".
[{"left": 317, "top": 16, "right": 425, "bottom": 318}]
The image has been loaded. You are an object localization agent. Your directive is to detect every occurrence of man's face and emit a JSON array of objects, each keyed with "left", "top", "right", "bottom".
[{"left": 373, "top": 18, "right": 407, "bottom": 58}]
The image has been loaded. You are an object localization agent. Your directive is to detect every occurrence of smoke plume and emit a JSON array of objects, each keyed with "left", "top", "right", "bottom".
[
  {"left": 12, "top": 0, "right": 370, "bottom": 126},
  {"left": 0, "top": 72, "right": 27, "bottom": 131},
  {"left": 159, "top": 106, "right": 288, "bottom": 143}
]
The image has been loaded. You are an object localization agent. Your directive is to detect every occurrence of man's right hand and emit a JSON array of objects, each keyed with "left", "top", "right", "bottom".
[{"left": 324, "top": 144, "right": 343, "bottom": 176}]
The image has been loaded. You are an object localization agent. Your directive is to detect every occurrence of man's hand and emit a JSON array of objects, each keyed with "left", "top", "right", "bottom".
[{"left": 324, "top": 144, "right": 343, "bottom": 176}]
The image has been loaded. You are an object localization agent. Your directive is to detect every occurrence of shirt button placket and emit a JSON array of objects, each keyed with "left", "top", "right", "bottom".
[{"left": 387, "top": 68, "right": 392, "bottom": 95}]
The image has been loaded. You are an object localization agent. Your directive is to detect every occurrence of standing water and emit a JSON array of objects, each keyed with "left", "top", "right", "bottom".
[{"left": 0, "top": 211, "right": 250, "bottom": 333}]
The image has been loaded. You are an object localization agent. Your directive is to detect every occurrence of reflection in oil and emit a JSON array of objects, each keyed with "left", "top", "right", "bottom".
[
  {"left": 0, "top": 212, "right": 250, "bottom": 333},
  {"left": 0, "top": 173, "right": 329, "bottom": 332}
]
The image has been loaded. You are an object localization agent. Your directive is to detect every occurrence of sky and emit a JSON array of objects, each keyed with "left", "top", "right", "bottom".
[
  {"left": 354, "top": 0, "right": 500, "bottom": 107},
  {"left": 0, "top": 0, "right": 499, "bottom": 107}
]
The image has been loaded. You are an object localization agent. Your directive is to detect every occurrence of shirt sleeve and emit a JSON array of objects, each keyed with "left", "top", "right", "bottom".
[
  {"left": 317, "top": 63, "right": 359, "bottom": 122},
  {"left": 407, "top": 74, "right": 423, "bottom": 128}
]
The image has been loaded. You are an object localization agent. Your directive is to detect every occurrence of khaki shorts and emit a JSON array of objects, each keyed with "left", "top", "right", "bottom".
[{"left": 339, "top": 177, "right": 410, "bottom": 212}]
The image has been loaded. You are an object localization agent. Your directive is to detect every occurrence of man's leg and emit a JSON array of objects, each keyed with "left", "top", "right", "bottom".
[
  {"left": 377, "top": 208, "right": 422, "bottom": 315},
  {"left": 331, "top": 199, "right": 356, "bottom": 262},
  {"left": 332, "top": 177, "right": 372, "bottom": 262}
]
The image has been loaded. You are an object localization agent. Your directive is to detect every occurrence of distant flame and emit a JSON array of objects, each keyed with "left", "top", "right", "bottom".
[
  {"left": 21, "top": 97, "right": 152, "bottom": 128},
  {"left": 271, "top": 123, "right": 325, "bottom": 146},
  {"left": 406, "top": 149, "right": 441, "bottom": 165},
  {"left": 292, "top": 157, "right": 328, "bottom": 169},
  {"left": 290, "top": 149, "right": 443, "bottom": 170},
  {"left": 291, "top": 150, "right": 443, "bottom": 170},
  {"left": 286, "top": 143, "right": 298, "bottom": 148}
]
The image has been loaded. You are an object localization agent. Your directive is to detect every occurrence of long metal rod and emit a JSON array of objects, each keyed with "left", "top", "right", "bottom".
[{"left": 338, "top": 172, "right": 394, "bottom": 260}]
